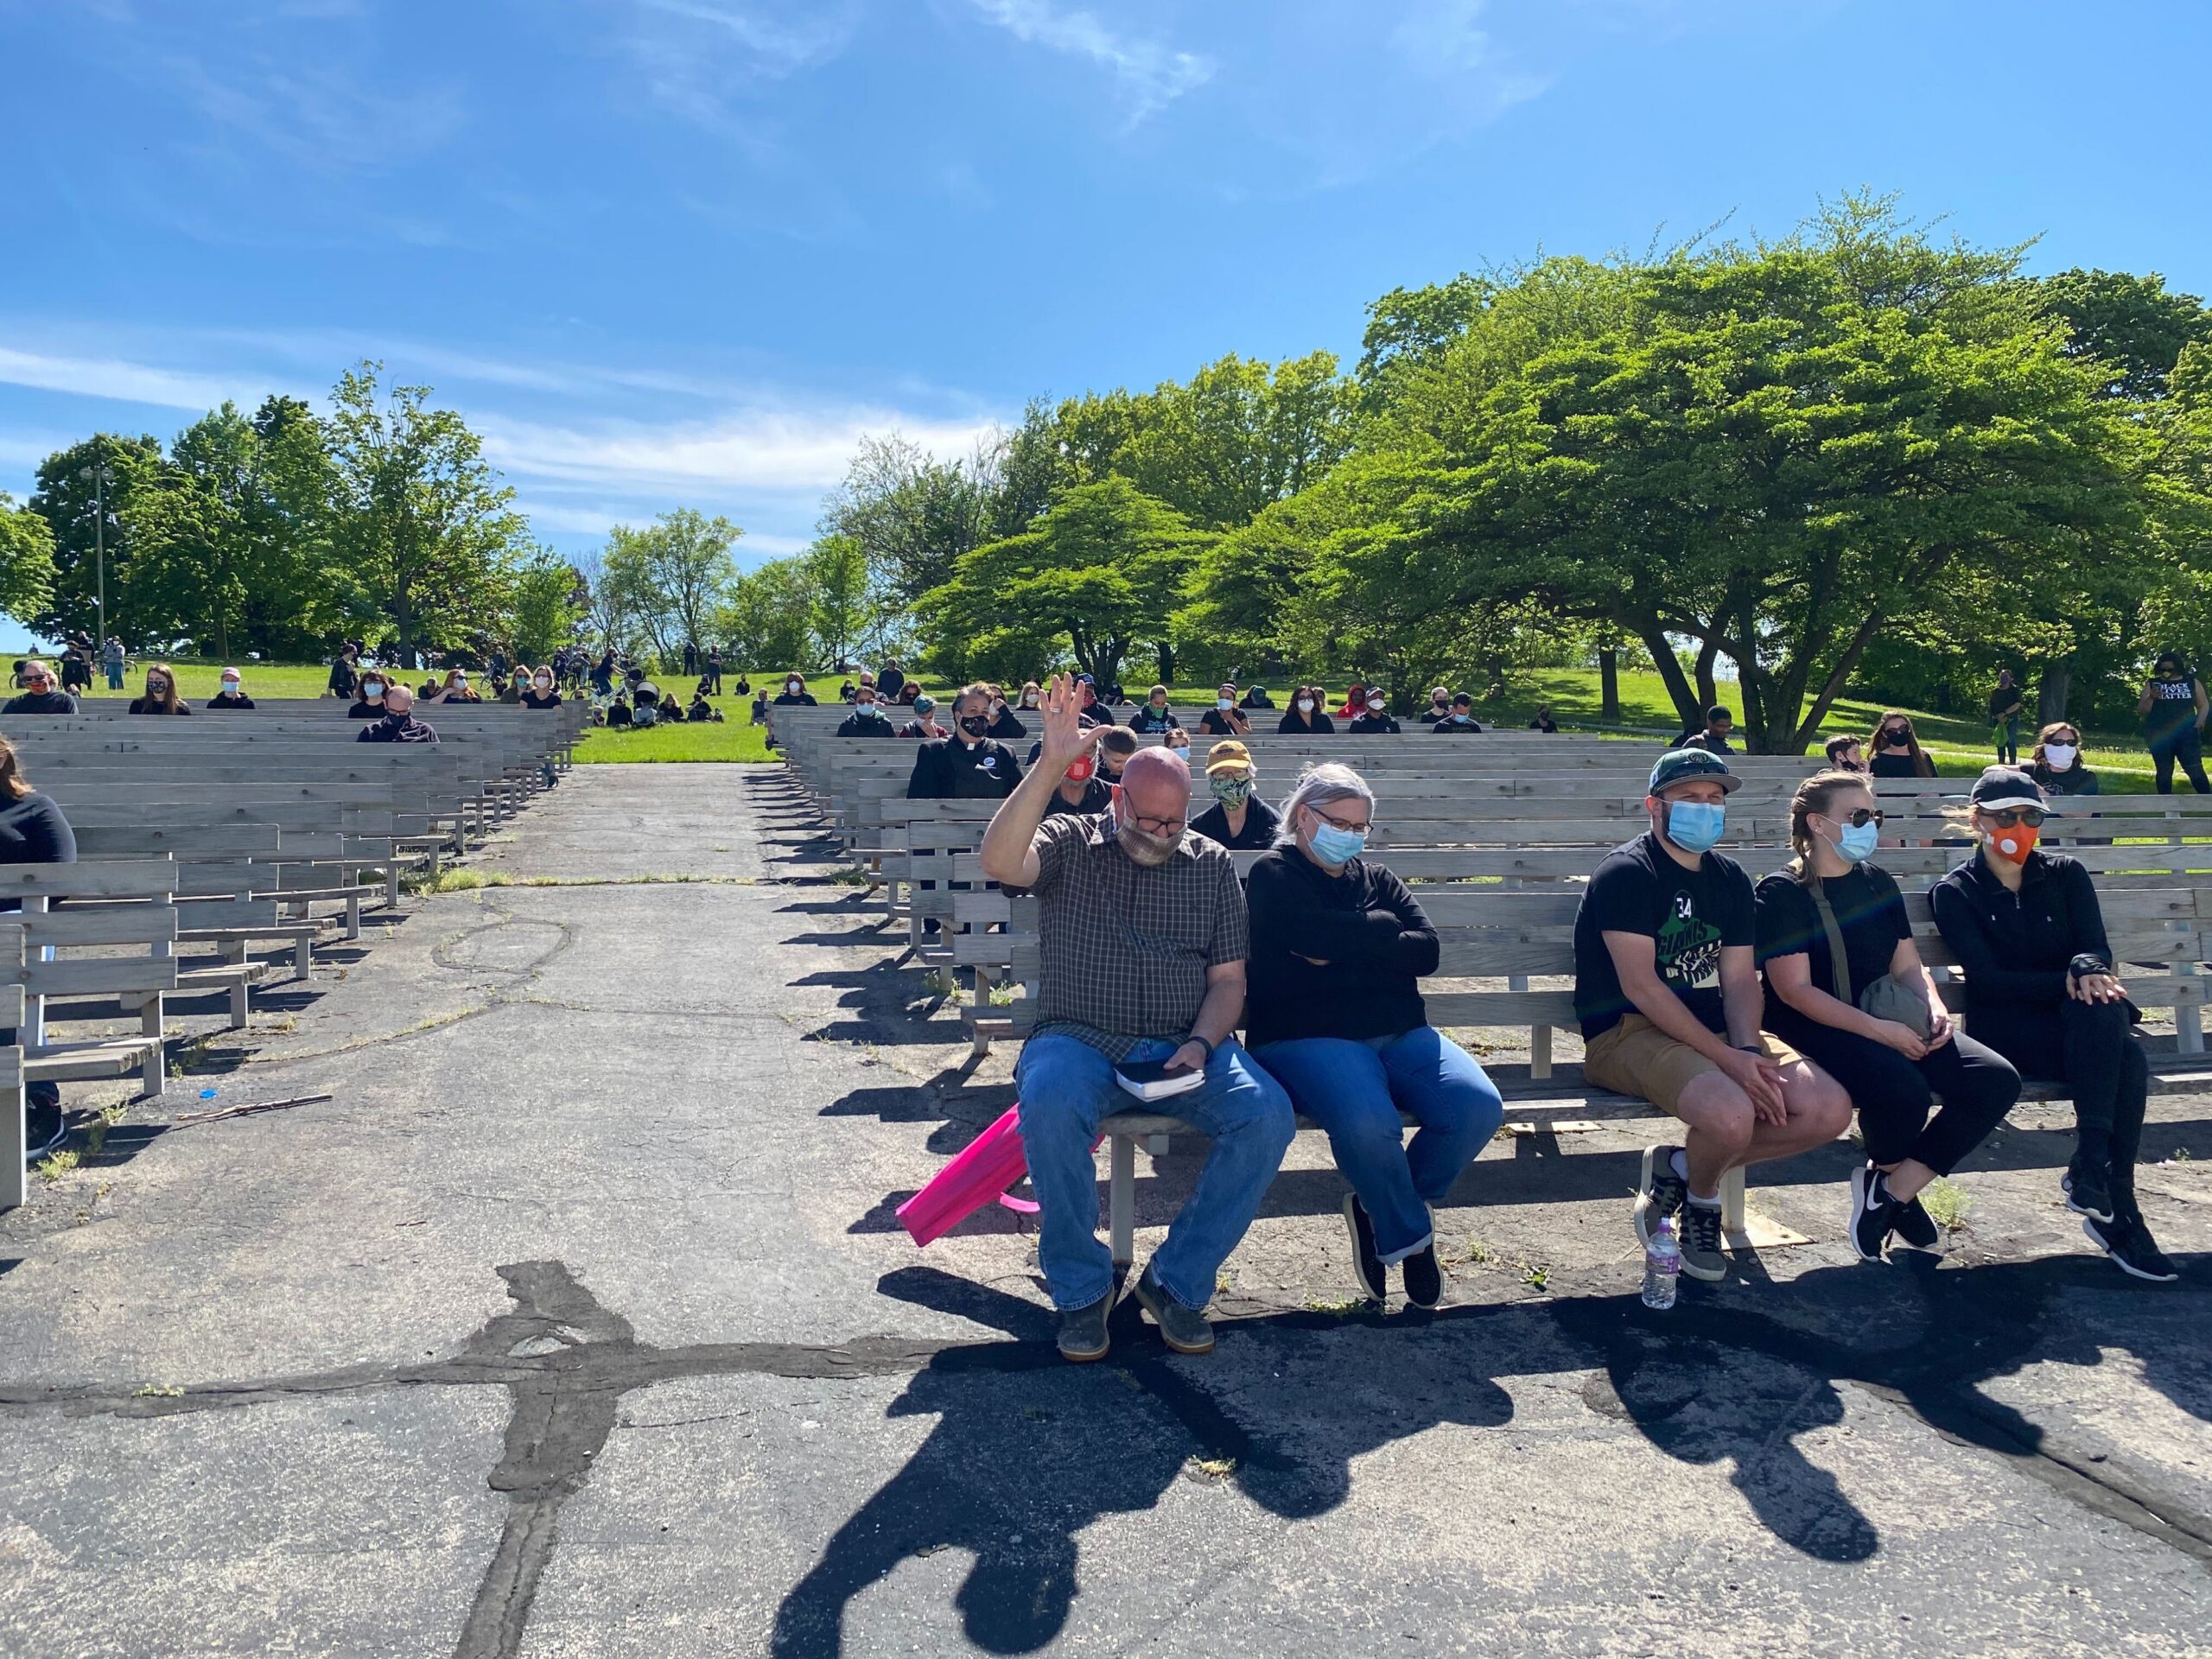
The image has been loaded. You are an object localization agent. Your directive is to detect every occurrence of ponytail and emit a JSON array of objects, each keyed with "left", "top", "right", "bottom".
[{"left": 1787, "top": 770, "right": 1873, "bottom": 885}]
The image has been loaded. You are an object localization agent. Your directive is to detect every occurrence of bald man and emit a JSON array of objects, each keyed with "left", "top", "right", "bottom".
[
  {"left": 354, "top": 683, "right": 441, "bottom": 744},
  {"left": 981, "top": 674, "right": 1292, "bottom": 1363}
]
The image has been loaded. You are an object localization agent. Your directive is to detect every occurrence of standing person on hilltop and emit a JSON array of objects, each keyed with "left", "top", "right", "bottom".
[
  {"left": 2138, "top": 651, "right": 2209, "bottom": 794},
  {"left": 876, "top": 657, "right": 906, "bottom": 703},
  {"left": 101, "top": 635, "right": 126, "bottom": 690},
  {"left": 327, "top": 644, "right": 359, "bottom": 701},
  {"left": 1988, "top": 669, "right": 2026, "bottom": 766},
  {"left": 703, "top": 645, "right": 724, "bottom": 696}
]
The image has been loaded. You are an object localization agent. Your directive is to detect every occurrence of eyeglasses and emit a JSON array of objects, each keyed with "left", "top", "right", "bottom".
[
  {"left": 1986, "top": 808, "right": 2047, "bottom": 828},
  {"left": 1313, "top": 804, "right": 1373, "bottom": 835},
  {"left": 1126, "top": 811, "right": 1186, "bottom": 836}
]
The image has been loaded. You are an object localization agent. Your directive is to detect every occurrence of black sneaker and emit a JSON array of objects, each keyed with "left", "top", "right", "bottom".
[
  {"left": 1056, "top": 1291, "right": 1113, "bottom": 1363},
  {"left": 2084, "top": 1211, "right": 2179, "bottom": 1283},
  {"left": 1891, "top": 1193, "right": 1942, "bottom": 1251},
  {"left": 1633, "top": 1145, "right": 1688, "bottom": 1254},
  {"left": 1132, "top": 1262, "right": 1214, "bottom": 1355},
  {"left": 1401, "top": 1242, "right": 1442, "bottom": 1310},
  {"left": 1677, "top": 1200, "right": 1726, "bottom": 1281},
  {"left": 22, "top": 1096, "right": 66, "bottom": 1165},
  {"left": 1342, "top": 1194, "right": 1386, "bottom": 1303},
  {"left": 2063, "top": 1160, "right": 2114, "bottom": 1224},
  {"left": 1849, "top": 1163, "right": 1903, "bottom": 1262}
]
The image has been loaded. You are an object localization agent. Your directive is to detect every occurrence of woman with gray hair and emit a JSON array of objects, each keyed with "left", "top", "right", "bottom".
[{"left": 1243, "top": 763, "right": 1503, "bottom": 1307}]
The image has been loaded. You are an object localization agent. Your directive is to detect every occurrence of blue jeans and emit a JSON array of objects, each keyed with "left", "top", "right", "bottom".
[
  {"left": 1254, "top": 1027, "right": 1503, "bottom": 1261},
  {"left": 1014, "top": 1033, "right": 1294, "bottom": 1312}
]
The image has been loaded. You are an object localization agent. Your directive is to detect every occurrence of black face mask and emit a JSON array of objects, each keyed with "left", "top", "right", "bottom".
[{"left": 958, "top": 715, "right": 990, "bottom": 738}]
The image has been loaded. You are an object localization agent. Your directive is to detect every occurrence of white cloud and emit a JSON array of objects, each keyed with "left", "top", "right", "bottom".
[
  {"left": 0, "top": 347, "right": 266, "bottom": 411},
  {"left": 967, "top": 0, "right": 1213, "bottom": 121},
  {"left": 480, "top": 406, "right": 1004, "bottom": 495}
]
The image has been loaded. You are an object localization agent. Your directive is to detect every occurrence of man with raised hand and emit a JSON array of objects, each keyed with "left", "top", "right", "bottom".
[
  {"left": 979, "top": 673, "right": 1294, "bottom": 1363},
  {"left": 1572, "top": 749, "right": 1852, "bottom": 1281}
]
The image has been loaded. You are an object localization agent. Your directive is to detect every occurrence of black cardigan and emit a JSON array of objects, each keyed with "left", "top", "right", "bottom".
[{"left": 1243, "top": 846, "right": 1437, "bottom": 1051}]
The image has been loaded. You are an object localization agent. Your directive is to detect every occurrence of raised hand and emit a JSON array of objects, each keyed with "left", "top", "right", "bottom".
[{"left": 1038, "top": 672, "right": 1101, "bottom": 769}]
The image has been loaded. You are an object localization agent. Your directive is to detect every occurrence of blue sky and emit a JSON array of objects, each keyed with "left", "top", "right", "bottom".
[{"left": 3, "top": 0, "right": 2209, "bottom": 638}]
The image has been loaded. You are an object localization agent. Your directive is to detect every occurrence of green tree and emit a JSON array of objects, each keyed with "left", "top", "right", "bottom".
[
  {"left": 0, "top": 493, "right": 57, "bottom": 626},
  {"left": 323, "top": 363, "right": 525, "bottom": 663},
  {"left": 918, "top": 479, "right": 1216, "bottom": 691},
  {"left": 805, "top": 532, "right": 869, "bottom": 668},
  {"left": 714, "top": 556, "right": 817, "bottom": 675},
  {"left": 595, "top": 510, "right": 741, "bottom": 669},
  {"left": 820, "top": 435, "right": 997, "bottom": 614},
  {"left": 2034, "top": 268, "right": 2212, "bottom": 402},
  {"left": 508, "top": 550, "right": 588, "bottom": 664},
  {"left": 26, "top": 433, "right": 163, "bottom": 642}
]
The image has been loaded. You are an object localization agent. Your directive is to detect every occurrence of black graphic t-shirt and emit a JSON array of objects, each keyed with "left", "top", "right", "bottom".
[
  {"left": 2144, "top": 673, "right": 2202, "bottom": 741},
  {"left": 1573, "top": 831, "right": 1755, "bottom": 1040}
]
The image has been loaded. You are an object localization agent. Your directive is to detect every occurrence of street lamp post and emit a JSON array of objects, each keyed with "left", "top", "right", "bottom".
[{"left": 79, "top": 457, "right": 110, "bottom": 649}]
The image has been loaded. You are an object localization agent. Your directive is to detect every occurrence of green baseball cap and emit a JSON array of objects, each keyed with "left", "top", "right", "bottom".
[{"left": 1649, "top": 747, "right": 1741, "bottom": 796}]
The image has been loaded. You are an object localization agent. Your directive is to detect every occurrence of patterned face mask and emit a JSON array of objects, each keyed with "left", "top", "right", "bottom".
[{"left": 1210, "top": 775, "right": 1252, "bottom": 806}]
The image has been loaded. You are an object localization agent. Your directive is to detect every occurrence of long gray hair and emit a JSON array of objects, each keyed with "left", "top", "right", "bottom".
[{"left": 1274, "top": 761, "right": 1376, "bottom": 848}]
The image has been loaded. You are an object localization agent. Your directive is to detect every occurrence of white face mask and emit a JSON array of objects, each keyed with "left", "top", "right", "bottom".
[
  {"left": 1217, "top": 696, "right": 1232, "bottom": 709},
  {"left": 1297, "top": 698, "right": 1314, "bottom": 713},
  {"left": 788, "top": 682, "right": 803, "bottom": 694},
  {"left": 1367, "top": 698, "right": 1384, "bottom": 712},
  {"left": 2044, "top": 742, "right": 2077, "bottom": 770},
  {"left": 535, "top": 676, "right": 552, "bottom": 690},
  {"left": 222, "top": 681, "right": 240, "bottom": 695}
]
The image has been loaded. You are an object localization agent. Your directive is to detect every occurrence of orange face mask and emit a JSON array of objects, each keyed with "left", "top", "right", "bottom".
[
  {"left": 1989, "top": 822, "right": 2039, "bottom": 864},
  {"left": 1065, "top": 756, "right": 1095, "bottom": 782}
]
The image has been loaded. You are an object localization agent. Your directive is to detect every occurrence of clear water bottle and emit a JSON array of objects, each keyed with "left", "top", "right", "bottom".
[{"left": 1642, "top": 1217, "right": 1681, "bottom": 1310}]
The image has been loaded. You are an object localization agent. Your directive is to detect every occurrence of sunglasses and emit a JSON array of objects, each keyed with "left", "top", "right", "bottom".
[
  {"left": 1986, "top": 808, "right": 2047, "bottom": 828},
  {"left": 1828, "top": 808, "right": 1885, "bottom": 828}
]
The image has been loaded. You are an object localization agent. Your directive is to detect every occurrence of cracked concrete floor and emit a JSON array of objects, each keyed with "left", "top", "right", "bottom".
[{"left": 3, "top": 763, "right": 2209, "bottom": 1658}]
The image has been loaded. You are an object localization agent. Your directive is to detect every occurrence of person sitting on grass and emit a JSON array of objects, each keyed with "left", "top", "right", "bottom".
[
  {"left": 1755, "top": 770, "right": 2020, "bottom": 1261},
  {"left": 836, "top": 684, "right": 897, "bottom": 737},
  {"left": 128, "top": 663, "right": 192, "bottom": 715},
  {"left": 899, "top": 695, "right": 947, "bottom": 741},
  {"left": 606, "top": 692, "right": 633, "bottom": 728},
  {"left": 1573, "top": 748, "right": 1853, "bottom": 1284},
  {"left": 1198, "top": 684, "right": 1249, "bottom": 737},
  {"left": 1243, "top": 762, "right": 1504, "bottom": 1308},
  {"left": 356, "top": 683, "right": 439, "bottom": 744},
  {"left": 1431, "top": 692, "right": 1483, "bottom": 734},
  {"left": 1189, "top": 740, "right": 1280, "bottom": 849},
  {"left": 689, "top": 683, "right": 722, "bottom": 721},
  {"left": 206, "top": 667, "right": 255, "bottom": 710},
  {"left": 978, "top": 673, "right": 1294, "bottom": 1362},
  {"left": 2026, "top": 721, "right": 2096, "bottom": 796},
  {"left": 1931, "top": 768, "right": 2177, "bottom": 1280},
  {"left": 1, "top": 660, "right": 78, "bottom": 715}
]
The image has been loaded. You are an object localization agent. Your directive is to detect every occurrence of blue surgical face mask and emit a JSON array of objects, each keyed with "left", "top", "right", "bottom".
[
  {"left": 1308, "top": 818, "right": 1368, "bottom": 866},
  {"left": 1663, "top": 799, "right": 1726, "bottom": 854},
  {"left": 1833, "top": 819, "right": 1881, "bottom": 862}
]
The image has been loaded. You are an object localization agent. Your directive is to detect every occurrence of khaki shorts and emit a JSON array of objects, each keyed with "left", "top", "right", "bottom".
[{"left": 1583, "top": 1014, "right": 1804, "bottom": 1118}]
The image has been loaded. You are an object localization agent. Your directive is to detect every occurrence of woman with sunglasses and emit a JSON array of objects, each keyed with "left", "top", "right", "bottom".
[
  {"left": 1754, "top": 772, "right": 2019, "bottom": 1260},
  {"left": 1866, "top": 711, "right": 1936, "bottom": 779},
  {"left": 1, "top": 659, "right": 79, "bottom": 715},
  {"left": 1931, "top": 768, "right": 2175, "bottom": 1280},
  {"left": 1243, "top": 763, "right": 1503, "bottom": 1307},
  {"left": 2027, "top": 721, "right": 2099, "bottom": 798}
]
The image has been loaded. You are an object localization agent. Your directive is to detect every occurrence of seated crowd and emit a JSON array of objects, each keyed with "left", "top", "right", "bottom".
[{"left": 953, "top": 674, "right": 2179, "bottom": 1365}]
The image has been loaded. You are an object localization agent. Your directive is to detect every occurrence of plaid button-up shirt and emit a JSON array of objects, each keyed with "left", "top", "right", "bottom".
[{"left": 1025, "top": 812, "right": 1249, "bottom": 1061}]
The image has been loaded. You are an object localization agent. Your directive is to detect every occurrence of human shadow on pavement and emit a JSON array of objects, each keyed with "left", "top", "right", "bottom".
[
  {"left": 774, "top": 1251, "right": 2211, "bottom": 1654},
  {"left": 769, "top": 1267, "right": 1518, "bottom": 1657}
]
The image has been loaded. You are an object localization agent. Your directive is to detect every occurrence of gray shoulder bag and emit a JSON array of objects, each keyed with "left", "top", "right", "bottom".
[{"left": 1806, "top": 872, "right": 1929, "bottom": 1039}]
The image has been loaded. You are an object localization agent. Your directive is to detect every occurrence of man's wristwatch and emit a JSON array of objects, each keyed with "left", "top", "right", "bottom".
[
  {"left": 1732, "top": 1043, "right": 1764, "bottom": 1055},
  {"left": 1184, "top": 1035, "right": 1217, "bottom": 1064}
]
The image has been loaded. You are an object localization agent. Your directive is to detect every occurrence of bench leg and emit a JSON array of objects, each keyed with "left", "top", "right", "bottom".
[
  {"left": 230, "top": 978, "right": 249, "bottom": 1030},
  {"left": 3, "top": 1060, "right": 23, "bottom": 1211},
  {"left": 1530, "top": 1025, "right": 1554, "bottom": 1080},
  {"left": 1109, "top": 1135, "right": 1136, "bottom": 1268},
  {"left": 294, "top": 934, "right": 314, "bottom": 979},
  {"left": 138, "top": 1000, "right": 165, "bottom": 1099},
  {"left": 346, "top": 894, "right": 361, "bottom": 940},
  {"left": 2176, "top": 961, "right": 2203, "bottom": 1056},
  {"left": 1720, "top": 1165, "right": 1747, "bottom": 1237},
  {"left": 385, "top": 866, "right": 401, "bottom": 909}
]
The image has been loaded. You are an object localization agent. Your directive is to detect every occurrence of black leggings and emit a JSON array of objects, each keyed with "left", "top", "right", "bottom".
[
  {"left": 1970, "top": 997, "right": 2150, "bottom": 1181},
  {"left": 1768, "top": 1013, "right": 2019, "bottom": 1174},
  {"left": 2150, "top": 728, "right": 2209, "bottom": 794}
]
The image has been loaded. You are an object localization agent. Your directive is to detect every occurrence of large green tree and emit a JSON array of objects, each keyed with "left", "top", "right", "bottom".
[
  {"left": 0, "top": 493, "right": 57, "bottom": 626},
  {"left": 919, "top": 478, "right": 1216, "bottom": 690},
  {"left": 715, "top": 556, "right": 817, "bottom": 675},
  {"left": 323, "top": 363, "right": 525, "bottom": 663},
  {"left": 27, "top": 433, "right": 163, "bottom": 642}
]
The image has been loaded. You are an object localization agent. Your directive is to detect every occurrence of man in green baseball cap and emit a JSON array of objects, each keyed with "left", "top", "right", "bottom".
[{"left": 1569, "top": 748, "right": 1852, "bottom": 1282}]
